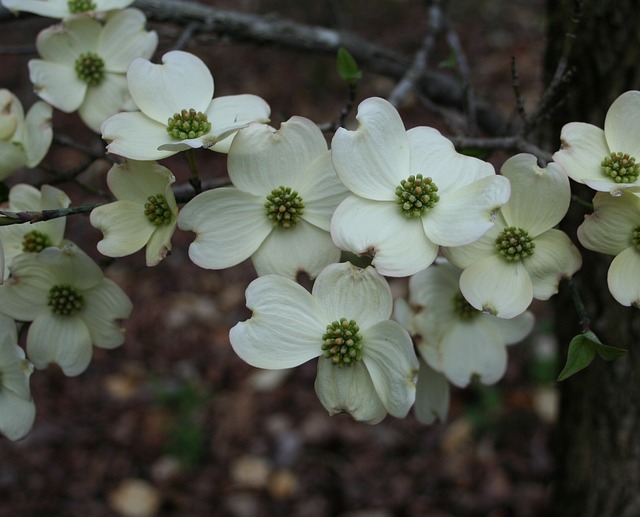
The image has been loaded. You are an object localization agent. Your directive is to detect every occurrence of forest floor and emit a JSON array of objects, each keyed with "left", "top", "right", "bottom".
[{"left": 0, "top": 1, "right": 559, "bottom": 516}]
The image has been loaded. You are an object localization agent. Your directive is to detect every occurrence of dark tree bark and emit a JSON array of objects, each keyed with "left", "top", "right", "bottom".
[{"left": 546, "top": 1, "right": 640, "bottom": 516}]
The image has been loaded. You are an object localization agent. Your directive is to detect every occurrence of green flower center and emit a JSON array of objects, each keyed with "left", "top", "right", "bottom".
[
  {"left": 632, "top": 226, "right": 640, "bottom": 250},
  {"left": 166, "top": 109, "right": 212, "bottom": 140},
  {"left": 22, "top": 230, "right": 52, "bottom": 253},
  {"left": 48, "top": 284, "right": 84, "bottom": 316},
  {"left": 601, "top": 152, "right": 640, "bottom": 183},
  {"left": 395, "top": 174, "right": 440, "bottom": 218},
  {"left": 321, "top": 318, "right": 363, "bottom": 367},
  {"left": 453, "top": 291, "right": 479, "bottom": 320},
  {"left": 144, "top": 194, "right": 172, "bottom": 226},
  {"left": 495, "top": 226, "right": 535, "bottom": 261},
  {"left": 74, "top": 52, "right": 105, "bottom": 86},
  {"left": 68, "top": 0, "right": 96, "bottom": 12},
  {"left": 265, "top": 186, "right": 304, "bottom": 229}
]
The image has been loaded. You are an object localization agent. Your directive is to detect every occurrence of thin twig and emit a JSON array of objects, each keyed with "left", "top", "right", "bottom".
[
  {"left": 0, "top": 203, "right": 106, "bottom": 226},
  {"left": 444, "top": 17, "right": 478, "bottom": 135},
  {"left": 387, "top": 0, "right": 442, "bottom": 108}
]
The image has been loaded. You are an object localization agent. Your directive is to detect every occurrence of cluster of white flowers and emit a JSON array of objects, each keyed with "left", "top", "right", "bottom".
[{"left": 1, "top": 0, "right": 638, "bottom": 441}]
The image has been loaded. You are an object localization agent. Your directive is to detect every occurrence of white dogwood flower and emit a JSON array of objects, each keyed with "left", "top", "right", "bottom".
[
  {"left": 400, "top": 260, "right": 534, "bottom": 387},
  {"left": 101, "top": 50, "right": 271, "bottom": 160},
  {"left": 1, "top": 0, "right": 134, "bottom": 18},
  {"left": 0, "top": 243, "right": 133, "bottom": 376},
  {"left": 577, "top": 190, "right": 640, "bottom": 307},
  {"left": 1, "top": 183, "right": 70, "bottom": 280},
  {"left": 0, "top": 314, "right": 35, "bottom": 441},
  {"left": 28, "top": 8, "right": 158, "bottom": 132},
  {"left": 0, "top": 89, "right": 53, "bottom": 180},
  {"left": 444, "top": 153, "right": 582, "bottom": 318},
  {"left": 179, "top": 116, "right": 348, "bottom": 279},
  {"left": 553, "top": 90, "right": 640, "bottom": 194},
  {"left": 90, "top": 160, "right": 178, "bottom": 266},
  {"left": 230, "top": 262, "right": 419, "bottom": 424},
  {"left": 330, "top": 96, "right": 510, "bottom": 277}
]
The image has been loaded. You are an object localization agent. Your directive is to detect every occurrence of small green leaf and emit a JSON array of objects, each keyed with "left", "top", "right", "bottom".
[
  {"left": 557, "top": 334, "right": 596, "bottom": 381},
  {"left": 438, "top": 51, "right": 457, "bottom": 69},
  {"left": 581, "top": 330, "right": 627, "bottom": 360},
  {"left": 337, "top": 47, "right": 362, "bottom": 84}
]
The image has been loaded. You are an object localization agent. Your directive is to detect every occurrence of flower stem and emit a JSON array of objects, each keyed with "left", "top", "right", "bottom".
[{"left": 186, "top": 148, "right": 202, "bottom": 195}]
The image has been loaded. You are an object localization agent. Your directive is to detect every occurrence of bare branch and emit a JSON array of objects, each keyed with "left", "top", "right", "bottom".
[{"left": 387, "top": 0, "right": 443, "bottom": 108}]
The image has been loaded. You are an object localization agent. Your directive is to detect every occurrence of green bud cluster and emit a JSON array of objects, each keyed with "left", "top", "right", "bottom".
[
  {"left": 321, "top": 318, "right": 363, "bottom": 367},
  {"left": 632, "top": 226, "right": 640, "bottom": 250},
  {"left": 265, "top": 186, "right": 304, "bottom": 229},
  {"left": 452, "top": 291, "right": 479, "bottom": 320},
  {"left": 144, "top": 194, "right": 172, "bottom": 226},
  {"left": 395, "top": 174, "right": 440, "bottom": 218},
  {"left": 166, "top": 109, "right": 211, "bottom": 140},
  {"left": 495, "top": 226, "right": 535, "bottom": 261},
  {"left": 68, "top": 0, "right": 96, "bottom": 13},
  {"left": 74, "top": 52, "right": 105, "bottom": 86},
  {"left": 48, "top": 284, "right": 84, "bottom": 316},
  {"left": 22, "top": 230, "right": 52, "bottom": 253},
  {"left": 601, "top": 152, "right": 640, "bottom": 183}
]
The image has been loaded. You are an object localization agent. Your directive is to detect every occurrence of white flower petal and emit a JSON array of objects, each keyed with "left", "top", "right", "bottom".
[
  {"left": 28, "top": 60, "right": 87, "bottom": 112},
  {"left": 2, "top": 0, "right": 68, "bottom": 17},
  {"left": 525, "top": 229, "right": 582, "bottom": 300},
  {"left": 407, "top": 126, "right": 496, "bottom": 192},
  {"left": 145, "top": 221, "right": 176, "bottom": 267},
  {"left": 82, "top": 278, "right": 132, "bottom": 349},
  {"left": 252, "top": 220, "right": 340, "bottom": 280},
  {"left": 0, "top": 390, "right": 35, "bottom": 441},
  {"left": 36, "top": 16, "right": 100, "bottom": 64},
  {"left": 298, "top": 151, "right": 349, "bottom": 231},
  {"left": 91, "top": 200, "right": 155, "bottom": 258},
  {"left": 108, "top": 160, "right": 175, "bottom": 203},
  {"left": 0, "top": 254, "right": 52, "bottom": 320},
  {"left": 312, "top": 262, "right": 393, "bottom": 328},
  {"left": 102, "top": 111, "right": 177, "bottom": 160},
  {"left": 424, "top": 174, "right": 510, "bottom": 246},
  {"left": 127, "top": 51, "right": 213, "bottom": 123},
  {"left": 414, "top": 359, "right": 449, "bottom": 425},
  {"left": 361, "top": 320, "right": 418, "bottom": 418},
  {"left": 434, "top": 322, "right": 507, "bottom": 387},
  {"left": 331, "top": 196, "right": 438, "bottom": 277},
  {"left": 607, "top": 246, "right": 640, "bottom": 307},
  {"left": 38, "top": 244, "right": 103, "bottom": 290},
  {"left": 486, "top": 310, "right": 535, "bottom": 345},
  {"left": 459, "top": 255, "right": 533, "bottom": 318},
  {"left": 229, "top": 275, "right": 325, "bottom": 369},
  {"left": 79, "top": 74, "right": 129, "bottom": 133},
  {"left": 604, "top": 91, "right": 640, "bottom": 159},
  {"left": 442, "top": 217, "right": 503, "bottom": 269},
  {"left": 206, "top": 94, "right": 271, "bottom": 153},
  {"left": 98, "top": 9, "right": 158, "bottom": 72},
  {"left": 27, "top": 312, "right": 93, "bottom": 376},
  {"left": 178, "top": 188, "right": 272, "bottom": 270},
  {"left": 228, "top": 116, "right": 326, "bottom": 195},
  {"left": 501, "top": 154, "right": 570, "bottom": 236},
  {"left": 315, "top": 358, "right": 387, "bottom": 424},
  {"left": 0, "top": 142, "right": 27, "bottom": 179},
  {"left": 553, "top": 122, "right": 610, "bottom": 187},
  {"left": 331, "top": 97, "right": 409, "bottom": 200},
  {"left": 577, "top": 191, "right": 638, "bottom": 255},
  {"left": 21, "top": 101, "right": 53, "bottom": 167}
]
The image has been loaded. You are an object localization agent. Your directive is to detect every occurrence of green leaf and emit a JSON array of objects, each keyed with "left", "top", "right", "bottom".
[
  {"left": 557, "top": 331, "right": 627, "bottom": 381},
  {"left": 336, "top": 47, "right": 362, "bottom": 84},
  {"left": 582, "top": 330, "right": 627, "bottom": 360},
  {"left": 438, "top": 50, "right": 457, "bottom": 69},
  {"left": 557, "top": 334, "right": 596, "bottom": 381}
]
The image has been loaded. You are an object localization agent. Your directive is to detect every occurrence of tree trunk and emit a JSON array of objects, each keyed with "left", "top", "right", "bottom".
[{"left": 546, "top": 1, "right": 640, "bottom": 515}]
